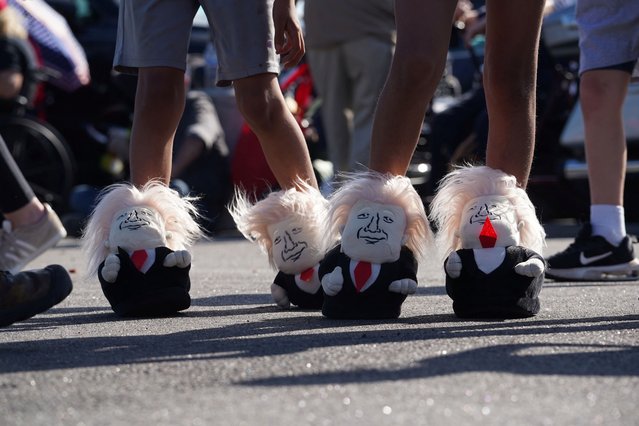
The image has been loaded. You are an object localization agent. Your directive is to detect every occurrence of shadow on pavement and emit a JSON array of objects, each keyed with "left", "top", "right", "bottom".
[
  {"left": 1, "top": 310, "right": 637, "bottom": 380},
  {"left": 243, "top": 341, "right": 639, "bottom": 386}
]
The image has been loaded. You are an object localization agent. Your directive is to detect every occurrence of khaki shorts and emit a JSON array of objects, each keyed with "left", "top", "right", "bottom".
[{"left": 114, "top": 0, "right": 280, "bottom": 86}]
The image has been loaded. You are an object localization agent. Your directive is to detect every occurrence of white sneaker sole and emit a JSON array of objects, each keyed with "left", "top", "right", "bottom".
[{"left": 546, "top": 258, "right": 639, "bottom": 281}]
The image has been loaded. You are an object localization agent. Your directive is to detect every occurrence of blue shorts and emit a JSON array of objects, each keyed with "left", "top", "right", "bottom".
[{"left": 577, "top": 0, "right": 639, "bottom": 75}]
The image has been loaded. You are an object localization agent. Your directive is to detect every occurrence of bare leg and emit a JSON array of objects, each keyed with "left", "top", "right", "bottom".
[
  {"left": 3, "top": 197, "right": 46, "bottom": 228},
  {"left": 369, "top": 0, "right": 458, "bottom": 175},
  {"left": 233, "top": 73, "right": 318, "bottom": 189},
  {"left": 580, "top": 69, "right": 630, "bottom": 205},
  {"left": 483, "top": 0, "right": 545, "bottom": 187},
  {"left": 129, "top": 67, "right": 186, "bottom": 186}
]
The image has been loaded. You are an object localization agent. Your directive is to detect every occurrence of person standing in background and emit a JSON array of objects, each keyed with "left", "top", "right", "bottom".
[
  {"left": 546, "top": 0, "right": 639, "bottom": 281},
  {"left": 304, "top": 0, "right": 395, "bottom": 184}
]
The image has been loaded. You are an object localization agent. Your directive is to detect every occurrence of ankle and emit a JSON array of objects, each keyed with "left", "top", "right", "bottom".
[
  {"left": 4, "top": 201, "right": 47, "bottom": 230},
  {"left": 590, "top": 204, "right": 626, "bottom": 246}
]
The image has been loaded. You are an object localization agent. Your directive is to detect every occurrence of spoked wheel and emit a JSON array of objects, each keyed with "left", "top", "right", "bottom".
[{"left": 0, "top": 116, "right": 75, "bottom": 211}]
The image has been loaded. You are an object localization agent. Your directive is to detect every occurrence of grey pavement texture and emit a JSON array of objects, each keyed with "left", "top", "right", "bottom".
[{"left": 1, "top": 229, "right": 638, "bottom": 426}]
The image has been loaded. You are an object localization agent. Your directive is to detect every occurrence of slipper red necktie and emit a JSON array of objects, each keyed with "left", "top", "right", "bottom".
[
  {"left": 131, "top": 249, "right": 148, "bottom": 271},
  {"left": 300, "top": 267, "right": 314, "bottom": 282},
  {"left": 354, "top": 261, "right": 372, "bottom": 292}
]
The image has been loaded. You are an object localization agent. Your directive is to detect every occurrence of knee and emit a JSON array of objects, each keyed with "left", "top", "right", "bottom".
[{"left": 236, "top": 90, "right": 286, "bottom": 131}]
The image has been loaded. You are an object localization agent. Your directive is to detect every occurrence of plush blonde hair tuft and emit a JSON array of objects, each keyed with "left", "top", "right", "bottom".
[
  {"left": 325, "top": 171, "right": 432, "bottom": 259},
  {"left": 228, "top": 179, "right": 330, "bottom": 269}
]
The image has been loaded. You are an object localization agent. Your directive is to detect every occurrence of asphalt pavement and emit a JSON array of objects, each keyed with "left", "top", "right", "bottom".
[{"left": 0, "top": 226, "right": 637, "bottom": 426}]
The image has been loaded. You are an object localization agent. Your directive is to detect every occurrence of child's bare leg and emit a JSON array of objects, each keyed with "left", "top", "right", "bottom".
[
  {"left": 369, "top": 0, "right": 458, "bottom": 175},
  {"left": 129, "top": 67, "right": 186, "bottom": 186},
  {"left": 580, "top": 69, "right": 630, "bottom": 205},
  {"left": 234, "top": 73, "right": 318, "bottom": 189},
  {"left": 483, "top": 0, "right": 545, "bottom": 187}
]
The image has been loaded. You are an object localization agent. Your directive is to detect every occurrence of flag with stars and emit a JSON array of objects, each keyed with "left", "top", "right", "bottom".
[{"left": 9, "top": 0, "right": 90, "bottom": 92}]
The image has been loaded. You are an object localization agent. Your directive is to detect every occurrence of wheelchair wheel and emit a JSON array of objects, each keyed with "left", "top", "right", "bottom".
[{"left": 0, "top": 116, "right": 75, "bottom": 212}]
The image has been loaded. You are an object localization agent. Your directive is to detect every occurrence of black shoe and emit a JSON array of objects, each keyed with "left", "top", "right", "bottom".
[
  {"left": 546, "top": 224, "right": 639, "bottom": 281},
  {"left": 0, "top": 265, "right": 73, "bottom": 326}
]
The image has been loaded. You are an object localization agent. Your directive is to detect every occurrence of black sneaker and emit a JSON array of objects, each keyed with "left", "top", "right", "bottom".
[
  {"left": 546, "top": 224, "right": 639, "bottom": 281},
  {"left": 0, "top": 265, "right": 73, "bottom": 326}
]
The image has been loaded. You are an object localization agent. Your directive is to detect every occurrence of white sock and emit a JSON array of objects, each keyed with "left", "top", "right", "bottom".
[{"left": 590, "top": 204, "right": 626, "bottom": 246}]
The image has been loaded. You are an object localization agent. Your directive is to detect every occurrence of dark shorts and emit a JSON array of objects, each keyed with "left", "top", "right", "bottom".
[{"left": 589, "top": 60, "right": 638, "bottom": 74}]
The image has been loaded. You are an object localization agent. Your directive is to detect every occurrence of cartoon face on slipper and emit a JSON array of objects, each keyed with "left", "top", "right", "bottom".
[
  {"left": 459, "top": 195, "right": 521, "bottom": 249},
  {"left": 108, "top": 206, "right": 168, "bottom": 252},
  {"left": 267, "top": 216, "right": 323, "bottom": 274},
  {"left": 341, "top": 200, "right": 407, "bottom": 263}
]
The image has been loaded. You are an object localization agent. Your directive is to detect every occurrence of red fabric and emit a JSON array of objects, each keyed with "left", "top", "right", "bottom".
[
  {"left": 131, "top": 249, "right": 148, "bottom": 271},
  {"left": 354, "top": 261, "right": 372, "bottom": 292},
  {"left": 230, "top": 123, "right": 277, "bottom": 196},
  {"left": 280, "top": 63, "right": 313, "bottom": 122},
  {"left": 230, "top": 62, "right": 315, "bottom": 196},
  {"left": 299, "top": 267, "right": 314, "bottom": 282},
  {"left": 479, "top": 217, "right": 497, "bottom": 248}
]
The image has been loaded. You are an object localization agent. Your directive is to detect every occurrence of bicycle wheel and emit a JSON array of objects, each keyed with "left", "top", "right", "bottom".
[{"left": 0, "top": 116, "right": 75, "bottom": 211}]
